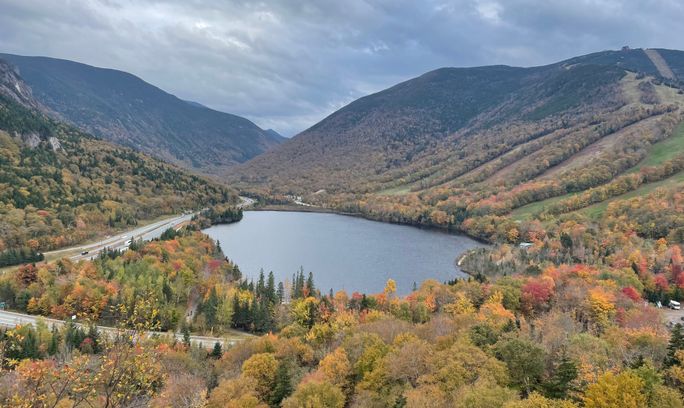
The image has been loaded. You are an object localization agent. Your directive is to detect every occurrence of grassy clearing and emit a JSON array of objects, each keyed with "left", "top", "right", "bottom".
[
  {"left": 629, "top": 121, "right": 684, "bottom": 172},
  {"left": 578, "top": 170, "right": 684, "bottom": 219},
  {"left": 511, "top": 120, "right": 684, "bottom": 221},
  {"left": 509, "top": 192, "right": 580, "bottom": 221},
  {"left": 376, "top": 184, "right": 413, "bottom": 196}
]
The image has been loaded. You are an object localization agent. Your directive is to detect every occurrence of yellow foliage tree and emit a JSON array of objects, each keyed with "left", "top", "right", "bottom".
[{"left": 582, "top": 372, "right": 646, "bottom": 408}]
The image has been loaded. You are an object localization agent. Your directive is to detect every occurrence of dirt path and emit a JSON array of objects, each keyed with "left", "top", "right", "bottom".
[{"left": 644, "top": 49, "right": 676, "bottom": 79}]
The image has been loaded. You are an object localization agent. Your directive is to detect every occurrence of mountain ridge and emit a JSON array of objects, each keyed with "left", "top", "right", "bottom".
[
  {"left": 231, "top": 48, "right": 661, "bottom": 191},
  {"left": 0, "top": 59, "right": 234, "bottom": 253},
  {"left": 229, "top": 47, "right": 684, "bottom": 242},
  {"left": 0, "top": 53, "right": 285, "bottom": 177}
]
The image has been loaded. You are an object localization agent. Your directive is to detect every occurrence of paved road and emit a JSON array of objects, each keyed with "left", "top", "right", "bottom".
[
  {"left": 45, "top": 213, "right": 195, "bottom": 262},
  {"left": 0, "top": 309, "right": 250, "bottom": 348},
  {"left": 10, "top": 201, "right": 257, "bottom": 347}
]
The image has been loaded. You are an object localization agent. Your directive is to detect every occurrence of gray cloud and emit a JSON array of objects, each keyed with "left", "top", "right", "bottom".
[{"left": 1, "top": 0, "right": 683, "bottom": 136}]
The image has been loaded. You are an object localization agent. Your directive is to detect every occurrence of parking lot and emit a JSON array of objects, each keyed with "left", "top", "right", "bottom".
[{"left": 663, "top": 308, "right": 684, "bottom": 327}]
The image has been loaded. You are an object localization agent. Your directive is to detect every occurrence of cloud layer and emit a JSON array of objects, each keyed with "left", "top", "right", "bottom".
[{"left": 1, "top": 0, "right": 683, "bottom": 135}]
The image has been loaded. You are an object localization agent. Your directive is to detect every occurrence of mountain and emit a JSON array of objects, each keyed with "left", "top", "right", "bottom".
[
  {"left": 184, "top": 99, "right": 209, "bottom": 109},
  {"left": 0, "top": 53, "right": 285, "bottom": 177},
  {"left": 231, "top": 47, "right": 684, "bottom": 240},
  {"left": 0, "top": 59, "right": 234, "bottom": 255},
  {"left": 265, "top": 128, "right": 284, "bottom": 140}
]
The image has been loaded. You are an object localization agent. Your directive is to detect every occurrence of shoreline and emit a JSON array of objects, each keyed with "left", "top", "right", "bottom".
[
  {"left": 243, "top": 204, "right": 489, "bottom": 281},
  {"left": 250, "top": 203, "right": 492, "bottom": 245}
]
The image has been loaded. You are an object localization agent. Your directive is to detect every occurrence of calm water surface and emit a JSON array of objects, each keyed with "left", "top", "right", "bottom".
[{"left": 203, "top": 211, "right": 485, "bottom": 295}]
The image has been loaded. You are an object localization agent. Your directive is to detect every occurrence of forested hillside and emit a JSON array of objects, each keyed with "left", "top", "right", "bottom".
[
  {"left": 232, "top": 48, "right": 684, "bottom": 245},
  {"left": 5, "top": 216, "right": 684, "bottom": 407},
  {"left": 0, "top": 60, "right": 235, "bottom": 255},
  {"left": 6, "top": 47, "right": 684, "bottom": 407},
  {"left": 0, "top": 54, "right": 284, "bottom": 177}
]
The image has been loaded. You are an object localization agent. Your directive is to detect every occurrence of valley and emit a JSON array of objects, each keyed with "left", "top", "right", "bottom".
[
  {"left": 203, "top": 210, "right": 484, "bottom": 295},
  {"left": 5, "top": 45, "right": 684, "bottom": 407},
  {"left": 231, "top": 49, "right": 684, "bottom": 246}
]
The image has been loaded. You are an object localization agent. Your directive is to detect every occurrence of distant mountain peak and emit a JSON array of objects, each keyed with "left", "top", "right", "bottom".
[
  {"left": 265, "top": 128, "right": 285, "bottom": 140},
  {"left": 0, "top": 53, "right": 285, "bottom": 176}
]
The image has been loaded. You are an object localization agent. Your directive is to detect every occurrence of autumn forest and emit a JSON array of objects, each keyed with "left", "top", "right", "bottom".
[{"left": 4, "top": 28, "right": 684, "bottom": 408}]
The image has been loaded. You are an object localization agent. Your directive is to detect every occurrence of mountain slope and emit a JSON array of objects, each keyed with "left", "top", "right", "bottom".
[
  {"left": 0, "top": 59, "right": 235, "bottom": 254},
  {"left": 0, "top": 53, "right": 284, "bottom": 176},
  {"left": 231, "top": 47, "right": 684, "bottom": 241},
  {"left": 232, "top": 50, "right": 655, "bottom": 192}
]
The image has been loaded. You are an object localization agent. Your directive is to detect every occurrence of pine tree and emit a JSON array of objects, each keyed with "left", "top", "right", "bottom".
[
  {"left": 361, "top": 294, "right": 370, "bottom": 310},
  {"left": 204, "top": 287, "right": 220, "bottom": 327},
  {"left": 294, "top": 268, "right": 305, "bottom": 299},
  {"left": 47, "top": 326, "right": 60, "bottom": 355},
  {"left": 87, "top": 324, "right": 101, "bottom": 353},
  {"left": 270, "top": 359, "right": 294, "bottom": 406},
  {"left": 277, "top": 282, "right": 285, "bottom": 304},
  {"left": 667, "top": 323, "right": 684, "bottom": 366},
  {"left": 230, "top": 264, "right": 242, "bottom": 281},
  {"left": 267, "top": 271, "right": 276, "bottom": 304},
  {"left": 251, "top": 296, "right": 262, "bottom": 332},
  {"left": 182, "top": 325, "right": 191, "bottom": 347},
  {"left": 306, "top": 272, "right": 316, "bottom": 297},
  {"left": 544, "top": 351, "right": 578, "bottom": 398},
  {"left": 211, "top": 341, "right": 223, "bottom": 358},
  {"left": 257, "top": 269, "right": 266, "bottom": 299},
  {"left": 231, "top": 294, "right": 242, "bottom": 329},
  {"left": 20, "top": 327, "right": 40, "bottom": 360}
]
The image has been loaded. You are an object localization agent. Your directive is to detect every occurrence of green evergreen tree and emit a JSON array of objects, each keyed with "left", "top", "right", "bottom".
[
  {"left": 257, "top": 269, "right": 266, "bottom": 299},
  {"left": 294, "top": 268, "right": 305, "bottom": 299},
  {"left": 203, "top": 287, "right": 220, "bottom": 327},
  {"left": 667, "top": 323, "right": 684, "bottom": 367},
  {"left": 210, "top": 341, "right": 223, "bottom": 358},
  {"left": 277, "top": 282, "right": 285, "bottom": 304},
  {"left": 270, "top": 359, "right": 294, "bottom": 406},
  {"left": 560, "top": 232, "right": 573, "bottom": 249},
  {"left": 182, "top": 325, "right": 191, "bottom": 347},
  {"left": 267, "top": 271, "right": 276, "bottom": 303},
  {"left": 20, "top": 327, "right": 40, "bottom": 360},
  {"left": 87, "top": 324, "right": 101, "bottom": 354},
  {"left": 231, "top": 294, "right": 242, "bottom": 329},
  {"left": 543, "top": 351, "right": 578, "bottom": 399},
  {"left": 306, "top": 272, "right": 315, "bottom": 296},
  {"left": 47, "top": 326, "right": 60, "bottom": 356}
]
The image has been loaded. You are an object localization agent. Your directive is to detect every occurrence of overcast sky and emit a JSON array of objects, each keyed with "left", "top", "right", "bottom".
[{"left": 1, "top": 0, "right": 683, "bottom": 136}]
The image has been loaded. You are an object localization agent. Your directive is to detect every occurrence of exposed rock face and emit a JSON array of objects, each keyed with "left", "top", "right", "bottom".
[
  {"left": 0, "top": 59, "right": 63, "bottom": 150},
  {"left": 0, "top": 59, "right": 49, "bottom": 113},
  {"left": 0, "top": 53, "right": 286, "bottom": 177},
  {"left": 22, "top": 132, "right": 41, "bottom": 148},
  {"left": 48, "top": 136, "right": 62, "bottom": 151}
]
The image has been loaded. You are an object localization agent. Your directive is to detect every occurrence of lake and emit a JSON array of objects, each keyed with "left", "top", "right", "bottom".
[{"left": 203, "top": 211, "right": 485, "bottom": 295}]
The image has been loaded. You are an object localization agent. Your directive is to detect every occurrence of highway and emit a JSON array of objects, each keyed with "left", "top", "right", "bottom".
[
  {"left": 6, "top": 199, "right": 259, "bottom": 347},
  {"left": 0, "top": 309, "right": 251, "bottom": 348},
  {"left": 46, "top": 195, "right": 254, "bottom": 262},
  {"left": 45, "top": 213, "right": 195, "bottom": 262}
]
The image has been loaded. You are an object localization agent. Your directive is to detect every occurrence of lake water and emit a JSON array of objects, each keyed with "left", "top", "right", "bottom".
[{"left": 203, "top": 211, "right": 485, "bottom": 295}]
